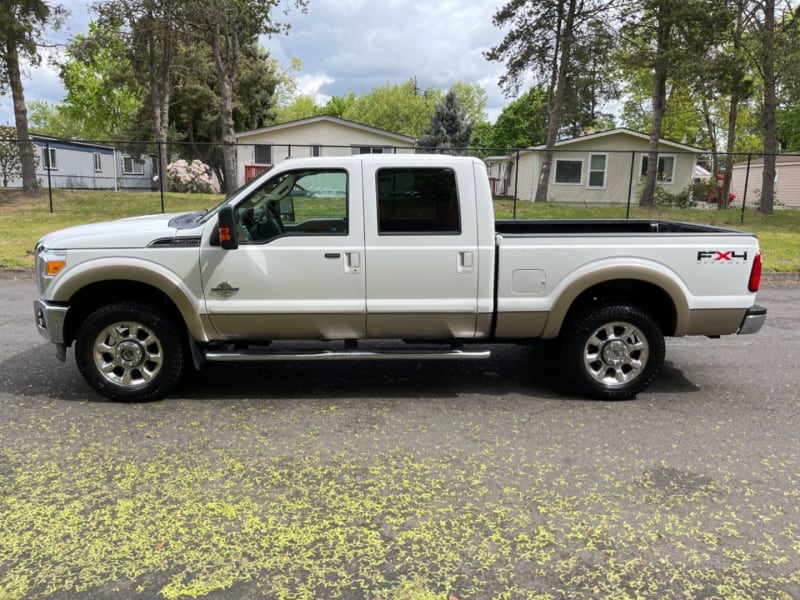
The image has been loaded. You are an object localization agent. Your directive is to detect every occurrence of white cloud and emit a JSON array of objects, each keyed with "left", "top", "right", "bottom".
[
  {"left": 296, "top": 73, "right": 335, "bottom": 104},
  {"left": 268, "top": 0, "right": 514, "bottom": 119},
  {"left": 2, "top": 0, "right": 516, "bottom": 128}
]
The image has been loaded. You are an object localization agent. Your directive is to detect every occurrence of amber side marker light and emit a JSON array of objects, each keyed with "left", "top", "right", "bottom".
[
  {"left": 46, "top": 260, "right": 66, "bottom": 276},
  {"left": 219, "top": 227, "right": 232, "bottom": 242}
]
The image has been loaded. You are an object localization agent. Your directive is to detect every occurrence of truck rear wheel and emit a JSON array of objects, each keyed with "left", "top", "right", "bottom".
[
  {"left": 75, "top": 302, "right": 185, "bottom": 402},
  {"left": 559, "top": 303, "right": 665, "bottom": 400}
]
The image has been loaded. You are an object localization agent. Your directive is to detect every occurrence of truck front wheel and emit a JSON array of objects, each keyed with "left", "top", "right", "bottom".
[
  {"left": 75, "top": 302, "right": 185, "bottom": 401},
  {"left": 560, "top": 303, "right": 665, "bottom": 400}
]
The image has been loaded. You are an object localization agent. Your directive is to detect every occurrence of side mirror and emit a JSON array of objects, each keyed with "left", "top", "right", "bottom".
[{"left": 216, "top": 205, "right": 238, "bottom": 250}]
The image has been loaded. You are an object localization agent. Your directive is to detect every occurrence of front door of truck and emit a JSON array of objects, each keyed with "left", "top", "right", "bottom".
[
  {"left": 200, "top": 167, "right": 366, "bottom": 340},
  {"left": 361, "top": 162, "right": 481, "bottom": 338}
]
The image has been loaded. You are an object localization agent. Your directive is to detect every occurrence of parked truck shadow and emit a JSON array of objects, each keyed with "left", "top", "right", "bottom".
[{"left": 1, "top": 342, "right": 699, "bottom": 404}]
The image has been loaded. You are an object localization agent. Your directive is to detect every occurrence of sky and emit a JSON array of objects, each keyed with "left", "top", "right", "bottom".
[{"left": 0, "top": 0, "right": 518, "bottom": 130}]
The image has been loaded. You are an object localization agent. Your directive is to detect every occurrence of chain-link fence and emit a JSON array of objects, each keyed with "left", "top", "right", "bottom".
[{"left": 2, "top": 136, "right": 798, "bottom": 215}]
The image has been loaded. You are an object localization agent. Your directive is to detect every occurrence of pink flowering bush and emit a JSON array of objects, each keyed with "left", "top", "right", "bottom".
[{"left": 166, "top": 159, "right": 214, "bottom": 193}]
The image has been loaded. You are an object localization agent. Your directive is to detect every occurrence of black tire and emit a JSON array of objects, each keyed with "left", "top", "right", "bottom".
[
  {"left": 74, "top": 302, "right": 185, "bottom": 401},
  {"left": 559, "top": 303, "right": 665, "bottom": 400}
]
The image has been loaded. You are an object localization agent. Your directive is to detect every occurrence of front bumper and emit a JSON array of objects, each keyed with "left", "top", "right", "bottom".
[
  {"left": 738, "top": 304, "right": 767, "bottom": 335},
  {"left": 33, "top": 299, "right": 69, "bottom": 361}
]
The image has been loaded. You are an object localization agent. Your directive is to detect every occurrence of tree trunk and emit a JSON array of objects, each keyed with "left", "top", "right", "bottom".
[
  {"left": 700, "top": 94, "right": 719, "bottom": 202},
  {"left": 534, "top": 0, "right": 577, "bottom": 203},
  {"left": 149, "top": 55, "right": 170, "bottom": 196},
  {"left": 641, "top": 64, "right": 668, "bottom": 207},
  {"left": 759, "top": 0, "right": 776, "bottom": 215},
  {"left": 211, "top": 29, "right": 239, "bottom": 194},
  {"left": 5, "top": 41, "right": 38, "bottom": 193},
  {"left": 722, "top": 90, "right": 740, "bottom": 210},
  {"left": 217, "top": 69, "right": 237, "bottom": 193}
]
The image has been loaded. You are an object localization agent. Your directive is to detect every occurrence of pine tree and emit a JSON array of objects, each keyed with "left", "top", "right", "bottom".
[{"left": 418, "top": 89, "right": 473, "bottom": 154}]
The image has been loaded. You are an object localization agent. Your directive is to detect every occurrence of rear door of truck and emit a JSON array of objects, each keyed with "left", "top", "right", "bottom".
[{"left": 361, "top": 159, "right": 481, "bottom": 338}]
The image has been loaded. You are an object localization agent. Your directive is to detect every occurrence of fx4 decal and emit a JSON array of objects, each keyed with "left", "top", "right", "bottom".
[{"left": 697, "top": 250, "right": 749, "bottom": 263}]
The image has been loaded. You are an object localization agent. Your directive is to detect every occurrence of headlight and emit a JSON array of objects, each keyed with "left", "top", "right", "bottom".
[{"left": 36, "top": 246, "right": 67, "bottom": 294}]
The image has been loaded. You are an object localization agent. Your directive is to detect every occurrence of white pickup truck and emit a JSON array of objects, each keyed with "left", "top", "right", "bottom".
[{"left": 33, "top": 154, "right": 766, "bottom": 401}]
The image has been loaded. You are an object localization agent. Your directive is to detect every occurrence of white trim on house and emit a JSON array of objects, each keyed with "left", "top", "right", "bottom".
[
  {"left": 531, "top": 128, "right": 704, "bottom": 154},
  {"left": 235, "top": 115, "right": 416, "bottom": 145},
  {"left": 640, "top": 154, "right": 676, "bottom": 183},
  {"left": 588, "top": 153, "right": 608, "bottom": 189},
  {"left": 43, "top": 146, "right": 57, "bottom": 170},
  {"left": 122, "top": 156, "right": 145, "bottom": 175},
  {"left": 553, "top": 158, "right": 584, "bottom": 186}
]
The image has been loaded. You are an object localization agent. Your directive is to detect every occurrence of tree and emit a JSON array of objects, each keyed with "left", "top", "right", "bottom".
[
  {"left": 775, "top": 7, "right": 800, "bottom": 153},
  {"left": 486, "top": 87, "right": 549, "bottom": 149},
  {"left": 233, "top": 44, "right": 281, "bottom": 131},
  {"left": 486, "top": 0, "right": 614, "bottom": 201},
  {"left": 417, "top": 88, "right": 474, "bottom": 153},
  {"left": 274, "top": 95, "right": 324, "bottom": 123},
  {"left": 182, "top": 0, "right": 308, "bottom": 193},
  {"left": 27, "top": 98, "right": 83, "bottom": 137},
  {"left": 341, "top": 80, "right": 440, "bottom": 138},
  {"left": 0, "top": 0, "right": 66, "bottom": 192},
  {"left": 752, "top": 0, "right": 785, "bottom": 214},
  {"left": 448, "top": 82, "right": 489, "bottom": 127},
  {"left": 321, "top": 93, "right": 356, "bottom": 119},
  {"left": 560, "top": 18, "right": 619, "bottom": 138},
  {"left": 759, "top": 0, "right": 776, "bottom": 214},
  {"left": 618, "top": 0, "right": 720, "bottom": 206},
  {"left": 169, "top": 40, "right": 281, "bottom": 184},
  {"left": 58, "top": 20, "right": 141, "bottom": 140},
  {"left": 271, "top": 80, "right": 486, "bottom": 142},
  {"left": 676, "top": 0, "right": 756, "bottom": 208},
  {"left": 0, "top": 123, "right": 23, "bottom": 186},
  {"left": 94, "top": 0, "right": 184, "bottom": 193}
]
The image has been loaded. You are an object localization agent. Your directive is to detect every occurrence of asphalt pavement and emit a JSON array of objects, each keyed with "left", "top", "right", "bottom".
[{"left": 1, "top": 275, "right": 798, "bottom": 599}]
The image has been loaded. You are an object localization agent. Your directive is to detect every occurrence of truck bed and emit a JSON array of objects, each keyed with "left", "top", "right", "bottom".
[{"left": 494, "top": 219, "right": 742, "bottom": 236}]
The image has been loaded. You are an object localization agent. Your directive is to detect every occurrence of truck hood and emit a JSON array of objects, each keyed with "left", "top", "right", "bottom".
[{"left": 37, "top": 213, "right": 203, "bottom": 250}]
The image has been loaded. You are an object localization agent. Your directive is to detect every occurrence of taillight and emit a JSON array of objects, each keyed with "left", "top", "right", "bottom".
[{"left": 748, "top": 252, "right": 762, "bottom": 292}]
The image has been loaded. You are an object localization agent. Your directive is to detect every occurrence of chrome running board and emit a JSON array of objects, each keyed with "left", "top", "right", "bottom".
[{"left": 204, "top": 346, "right": 491, "bottom": 362}]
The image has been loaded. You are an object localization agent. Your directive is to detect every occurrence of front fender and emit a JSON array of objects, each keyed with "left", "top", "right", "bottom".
[{"left": 47, "top": 258, "right": 211, "bottom": 343}]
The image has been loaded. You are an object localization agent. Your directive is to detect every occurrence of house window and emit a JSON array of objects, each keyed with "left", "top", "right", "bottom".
[
  {"left": 588, "top": 154, "right": 607, "bottom": 188},
  {"left": 376, "top": 167, "right": 460, "bottom": 235},
  {"left": 123, "top": 156, "right": 144, "bottom": 175},
  {"left": 554, "top": 159, "right": 582, "bottom": 184},
  {"left": 353, "top": 146, "right": 385, "bottom": 155},
  {"left": 254, "top": 144, "right": 272, "bottom": 165},
  {"left": 151, "top": 156, "right": 160, "bottom": 177},
  {"left": 311, "top": 144, "right": 321, "bottom": 157},
  {"left": 640, "top": 155, "right": 675, "bottom": 183},
  {"left": 43, "top": 147, "right": 57, "bottom": 170}
]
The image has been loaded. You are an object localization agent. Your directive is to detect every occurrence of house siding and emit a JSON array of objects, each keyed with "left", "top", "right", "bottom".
[
  {"left": 730, "top": 157, "right": 800, "bottom": 209},
  {"left": 235, "top": 117, "right": 416, "bottom": 186},
  {"left": 5, "top": 139, "right": 117, "bottom": 190},
  {"left": 116, "top": 154, "right": 157, "bottom": 191},
  {"left": 4, "top": 138, "right": 159, "bottom": 192},
  {"left": 488, "top": 130, "right": 701, "bottom": 204}
]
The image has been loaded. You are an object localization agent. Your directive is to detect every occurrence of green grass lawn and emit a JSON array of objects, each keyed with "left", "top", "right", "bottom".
[{"left": 1, "top": 189, "right": 798, "bottom": 271}]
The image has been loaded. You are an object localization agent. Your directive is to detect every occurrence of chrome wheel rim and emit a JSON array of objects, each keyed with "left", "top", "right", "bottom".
[
  {"left": 583, "top": 320, "right": 649, "bottom": 387},
  {"left": 93, "top": 321, "right": 164, "bottom": 388}
]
